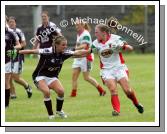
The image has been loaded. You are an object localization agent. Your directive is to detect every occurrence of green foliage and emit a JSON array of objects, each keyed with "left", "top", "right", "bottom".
[
  {"left": 5, "top": 54, "right": 155, "bottom": 123},
  {"left": 120, "top": 5, "right": 155, "bottom": 25}
]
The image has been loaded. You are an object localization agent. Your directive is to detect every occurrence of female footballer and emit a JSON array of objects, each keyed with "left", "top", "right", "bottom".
[
  {"left": 70, "top": 20, "right": 106, "bottom": 97},
  {"left": 82, "top": 24, "right": 144, "bottom": 116},
  {"left": 19, "top": 36, "right": 89, "bottom": 119}
]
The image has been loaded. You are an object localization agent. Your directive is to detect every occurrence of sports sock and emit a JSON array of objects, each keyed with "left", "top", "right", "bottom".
[
  {"left": 70, "top": 89, "right": 77, "bottom": 96},
  {"left": 56, "top": 96, "right": 64, "bottom": 111},
  {"left": 97, "top": 85, "right": 105, "bottom": 93},
  {"left": 111, "top": 94, "right": 120, "bottom": 113},
  {"left": 5, "top": 89, "right": 10, "bottom": 107},
  {"left": 44, "top": 98, "right": 53, "bottom": 115}
]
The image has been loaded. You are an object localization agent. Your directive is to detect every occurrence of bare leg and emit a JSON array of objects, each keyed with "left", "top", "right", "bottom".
[
  {"left": 49, "top": 80, "right": 67, "bottom": 118},
  {"left": 70, "top": 68, "right": 81, "bottom": 97},
  {"left": 12, "top": 73, "right": 28, "bottom": 88},
  {"left": 12, "top": 73, "right": 32, "bottom": 98},
  {"left": 38, "top": 80, "right": 53, "bottom": 117},
  {"left": 10, "top": 77, "right": 17, "bottom": 99},
  {"left": 83, "top": 71, "right": 106, "bottom": 96},
  {"left": 118, "top": 77, "right": 144, "bottom": 114}
]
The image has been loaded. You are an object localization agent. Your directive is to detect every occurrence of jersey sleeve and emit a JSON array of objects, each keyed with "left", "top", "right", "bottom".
[
  {"left": 80, "top": 35, "right": 91, "bottom": 45},
  {"left": 18, "top": 29, "right": 26, "bottom": 41},
  {"left": 119, "top": 36, "right": 127, "bottom": 43},
  {"left": 8, "top": 28, "right": 19, "bottom": 42},
  {"left": 38, "top": 47, "right": 53, "bottom": 54},
  {"left": 51, "top": 24, "right": 62, "bottom": 35},
  {"left": 91, "top": 41, "right": 98, "bottom": 53},
  {"left": 112, "top": 37, "right": 125, "bottom": 51},
  {"left": 11, "top": 31, "right": 19, "bottom": 42},
  {"left": 62, "top": 50, "right": 74, "bottom": 61}
]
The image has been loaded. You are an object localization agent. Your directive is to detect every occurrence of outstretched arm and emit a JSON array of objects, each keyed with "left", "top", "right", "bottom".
[
  {"left": 72, "top": 49, "right": 91, "bottom": 58},
  {"left": 122, "top": 43, "right": 133, "bottom": 51},
  {"left": 75, "top": 43, "right": 88, "bottom": 50},
  {"left": 19, "top": 47, "right": 53, "bottom": 54},
  {"left": 19, "top": 49, "right": 39, "bottom": 54}
]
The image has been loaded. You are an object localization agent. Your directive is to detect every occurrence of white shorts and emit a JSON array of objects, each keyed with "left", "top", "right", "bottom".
[
  {"left": 5, "top": 62, "right": 13, "bottom": 73},
  {"left": 122, "top": 64, "right": 129, "bottom": 77},
  {"left": 12, "top": 61, "right": 23, "bottom": 74},
  {"left": 34, "top": 76, "right": 58, "bottom": 88},
  {"left": 122, "top": 64, "right": 128, "bottom": 71},
  {"left": 100, "top": 66, "right": 128, "bottom": 81},
  {"left": 72, "top": 58, "right": 92, "bottom": 72}
]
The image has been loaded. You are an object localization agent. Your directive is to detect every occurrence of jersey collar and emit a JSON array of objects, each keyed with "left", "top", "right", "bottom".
[
  {"left": 42, "top": 22, "right": 50, "bottom": 28},
  {"left": 99, "top": 34, "right": 111, "bottom": 44}
]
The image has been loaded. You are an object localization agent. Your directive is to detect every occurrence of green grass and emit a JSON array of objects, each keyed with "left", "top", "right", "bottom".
[{"left": 5, "top": 53, "right": 155, "bottom": 122}]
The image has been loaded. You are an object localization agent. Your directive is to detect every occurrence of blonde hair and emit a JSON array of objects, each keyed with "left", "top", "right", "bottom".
[
  {"left": 77, "top": 19, "right": 91, "bottom": 32},
  {"left": 52, "top": 36, "right": 67, "bottom": 46},
  {"left": 96, "top": 24, "right": 111, "bottom": 34},
  {"left": 82, "top": 23, "right": 91, "bottom": 32}
]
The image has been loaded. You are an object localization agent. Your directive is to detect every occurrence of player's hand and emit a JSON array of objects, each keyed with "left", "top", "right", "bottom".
[{"left": 7, "top": 49, "right": 17, "bottom": 59}]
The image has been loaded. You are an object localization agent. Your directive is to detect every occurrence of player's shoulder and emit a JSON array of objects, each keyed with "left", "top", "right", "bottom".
[
  {"left": 7, "top": 27, "right": 14, "bottom": 32},
  {"left": 50, "top": 21, "right": 61, "bottom": 33},
  {"left": 15, "top": 28, "right": 21, "bottom": 32},
  {"left": 111, "top": 34, "right": 126, "bottom": 43},
  {"left": 7, "top": 27, "right": 16, "bottom": 35},
  {"left": 111, "top": 34, "right": 122, "bottom": 39},
  {"left": 6, "top": 27, "right": 19, "bottom": 40},
  {"left": 15, "top": 28, "right": 24, "bottom": 34},
  {"left": 36, "top": 24, "right": 43, "bottom": 29},
  {"left": 49, "top": 21, "right": 56, "bottom": 27},
  {"left": 92, "top": 39, "right": 98, "bottom": 46},
  {"left": 82, "top": 30, "right": 91, "bottom": 36}
]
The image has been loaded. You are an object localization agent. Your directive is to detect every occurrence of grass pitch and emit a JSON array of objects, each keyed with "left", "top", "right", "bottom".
[{"left": 5, "top": 53, "right": 155, "bottom": 123}]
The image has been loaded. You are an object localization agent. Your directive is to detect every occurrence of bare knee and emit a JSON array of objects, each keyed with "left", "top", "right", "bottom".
[
  {"left": 109, "top": 88, "right": 118, "bottom": 95},
  {"left": 84, "top": 77, "right": 89, "bottom": 81},
  {"left": 43, "top": 90, "right": 51, "bottom": 98},
  {"left": 105, "top": 81, "right": 117, "bottom": 95},
  {"left": 57, "top": 89, "right": 64, "bottom": 97},
  {"left": 84, "top": 76, "right": 90, "bottom": 81},
  {"left": 5, "top": 73, "right": 11, "bottom": 89},
  {"left": 12, "top": 74, "right": 20, "bottom": 81}
]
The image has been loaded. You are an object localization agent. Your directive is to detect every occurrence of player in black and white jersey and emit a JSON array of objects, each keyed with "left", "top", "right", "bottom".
[
  {"left": 19, "top": 36, "right": 88, "bottom": 119},
  {"left": 8, "top": 16, "right": 32, "bottom": 99},
  {"left": 33, "top": 10, "right": 62, "bottom": 49},
  {"left": 5, "top": 16, "right": 22, "bottom": 108}
]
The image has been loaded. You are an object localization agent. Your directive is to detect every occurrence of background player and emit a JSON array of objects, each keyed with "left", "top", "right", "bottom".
[
  {"left": 70, "top": 20, "right": 106, "bottom": 97},
  {"left": 8, "top": 16, "right": 32, "bottom": 99},
  {"left": 5, "top": 16, "right": 22, "bottom": 107},
  {"left": 33, "top": 10, "right": 62, "bottom": 49}
]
